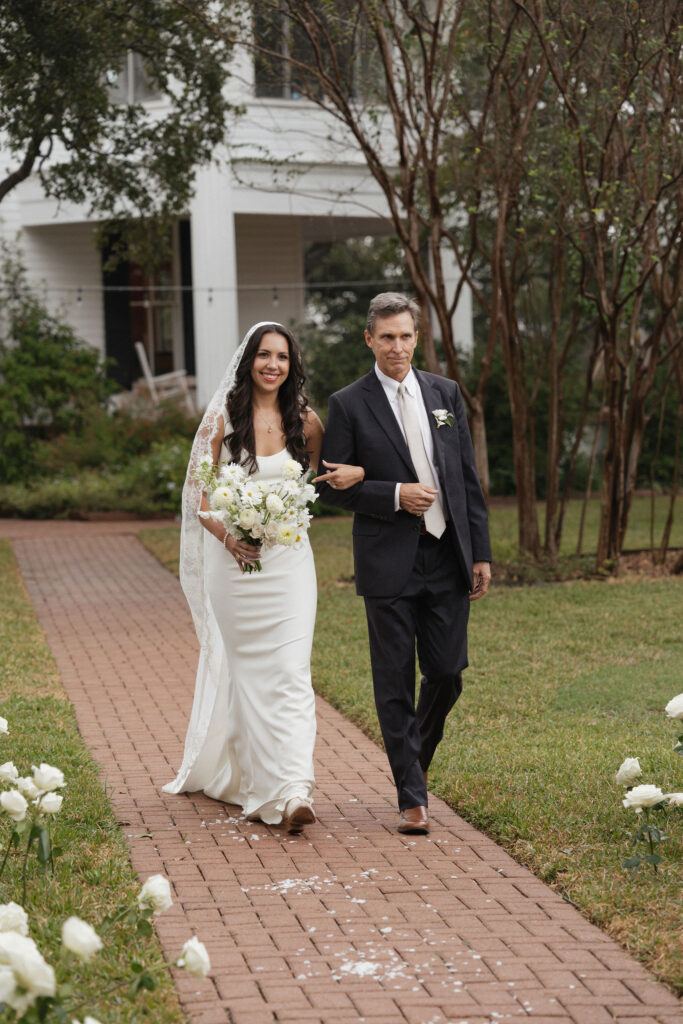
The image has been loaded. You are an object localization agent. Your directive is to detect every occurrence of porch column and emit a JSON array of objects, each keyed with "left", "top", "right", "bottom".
[{"left": 190, "top": 160, "right": 239, "bottom": 409}]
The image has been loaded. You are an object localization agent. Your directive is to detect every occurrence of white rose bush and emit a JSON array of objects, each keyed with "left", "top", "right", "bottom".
[
  {"left": 0, "top": 746, "right": 66, "bottom": 904},
  {"left": 0, "top": 720, "right": 211, "bottom": 1020},
  {"left": 195, "top": 457, "right": 317, "bottom": 573},
  {"left": 615, "top": 690, "right": 683, "bottom": 876},
  {"left": 0, "top": 876, "right": 210, "bottom": 1021}
]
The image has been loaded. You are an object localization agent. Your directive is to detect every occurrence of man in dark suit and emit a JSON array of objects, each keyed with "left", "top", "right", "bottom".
[{"left": 315, "top": 293, "right": 491, "bottom": 835}]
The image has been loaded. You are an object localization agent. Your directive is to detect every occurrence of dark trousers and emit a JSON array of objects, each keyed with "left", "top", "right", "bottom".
[{"left": 364, "top": 531, "right": 470, "bottom": 810}]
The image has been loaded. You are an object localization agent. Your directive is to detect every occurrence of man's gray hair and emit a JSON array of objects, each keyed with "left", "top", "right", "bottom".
[{"left": 366, "top": 292, "right": 421, "bottom": 334}]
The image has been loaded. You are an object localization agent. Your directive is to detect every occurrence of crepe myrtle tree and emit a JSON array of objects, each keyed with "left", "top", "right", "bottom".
[
  {"left": 179, "top": 0, "right": 681, "bottom": 564},
  {"left": 0, "top": 0, "right": 240, "bottom": 262}
]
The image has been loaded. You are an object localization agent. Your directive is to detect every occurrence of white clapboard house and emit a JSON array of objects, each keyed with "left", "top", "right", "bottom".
[{"left": 0, "top": 40, "right": 471, "bottom": 409}]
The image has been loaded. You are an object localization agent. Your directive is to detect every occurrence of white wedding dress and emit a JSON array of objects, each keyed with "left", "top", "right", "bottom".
[{"left": 164, "top": 446, "right": 317, "bottom": 824}]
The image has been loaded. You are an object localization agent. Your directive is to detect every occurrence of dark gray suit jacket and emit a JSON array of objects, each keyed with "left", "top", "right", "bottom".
[{"left": 317, "top": 368, "right": 492, "bottom": 597}]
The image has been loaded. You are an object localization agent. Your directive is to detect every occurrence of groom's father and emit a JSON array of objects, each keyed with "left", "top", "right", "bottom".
[{"left": 315, "top": 293, "right": 491, "bottom": 834}]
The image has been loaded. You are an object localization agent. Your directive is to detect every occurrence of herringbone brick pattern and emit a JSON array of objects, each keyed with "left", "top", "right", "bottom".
[{"left": 5, "top": 520, "right": 681, "bottom": 1024}]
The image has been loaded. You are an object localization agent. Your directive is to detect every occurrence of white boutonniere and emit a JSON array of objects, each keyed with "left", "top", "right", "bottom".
[{"left": 432, "top": 408, "right": 454, "bottom": 428}]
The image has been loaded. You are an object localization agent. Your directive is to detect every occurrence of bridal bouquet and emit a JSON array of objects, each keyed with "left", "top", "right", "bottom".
[{"left": 195, "top": 456, "right": 317, "bottom": 572}]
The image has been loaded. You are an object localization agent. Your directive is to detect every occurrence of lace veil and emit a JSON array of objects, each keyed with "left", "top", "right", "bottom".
[{"left": 164, "top": 320, "right": 285, "bottom": 794}]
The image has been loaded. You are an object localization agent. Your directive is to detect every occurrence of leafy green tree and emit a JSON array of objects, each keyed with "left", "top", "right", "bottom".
[
  {"left": 297, "top": 236, "right": 409, "bottom": 415},
  {"left": 0, "top": 0, "right": 238, "bottom": 258}
]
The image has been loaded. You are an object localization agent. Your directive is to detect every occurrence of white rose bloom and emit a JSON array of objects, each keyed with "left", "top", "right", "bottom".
[
  {"left": 176, "top": 936, "right": 211, "bottom": 978},
  {"left": 61, "top": 917, "right": 103, "bottom": 962},
  {"left": 0, "top": 932, "right": 56, "bottom": 1005},
  {"left": 0, "top": 762, "right": 18, "bottom": 784},
  {"left": 38, "top": 792, "right": 63, "bottom": 815},
  {"left": 0, "top": 902, "right": 29, "bottom": 936},
  {"left": 276, "top": 524, "right": 296, "bottom": 547},
  {"left": 239, "top": 507, "right": 257, "bottom": 529},
  {"left": 251, "top": 523, "right": 265, "bottom": 540},
  {"left": 283, "top": 459, "right": 303, "bottom": 480},
  {"left": 615, "top": 757, "right": 642, "bottom": 787},
  {"left": 0, "top": 790, "right": 28, "bottom": 822},
  {"left": 622, "top": 784, "right": 665, "bottom": 812},
  {"left": 264, "top": 520, "right": 280, "bottom": 543},
  {"left": 664, "top": 693, "right": 683, "bottom": 720},
  {"left": 665, "top": 792, "right": 683, "bottom": 807},
  {"left": 212, "top": 485, "right": 236, "bottom": 511},
  {"left": 138, "top": 874, "right": 173, "bottom": 914},
  {"left": 32, "top": 763, "right": 65, "bottom": 793},
  {"left": 265, "top": 492, "right": 285, "bottom": 514},
  {"left": 16, "top": 776, "right": 41, "bottom": 801},
  {"left": 0, "top": 717, "right": 8, "bottom": 735},
  {"left": 0, "top": 965, "right": 16, "bottom": 1006}
]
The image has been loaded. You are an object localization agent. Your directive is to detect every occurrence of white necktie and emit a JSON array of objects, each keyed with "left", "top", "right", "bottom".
[{"left": 397, "top": 381, "right": 446, "bottom": 539}]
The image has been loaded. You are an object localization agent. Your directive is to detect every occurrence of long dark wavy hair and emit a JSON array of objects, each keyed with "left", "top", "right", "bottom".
[{"left": 225, "top": 323, "right": 311, "bottom": 474}]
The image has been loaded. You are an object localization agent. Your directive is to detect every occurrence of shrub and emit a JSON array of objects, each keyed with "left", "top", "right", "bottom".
[
  {"left": 0, "top": 246, "right": 116, "bottom": 483},
  {"left": 0, "top": 439, "right": 191, "bottom": 518}
]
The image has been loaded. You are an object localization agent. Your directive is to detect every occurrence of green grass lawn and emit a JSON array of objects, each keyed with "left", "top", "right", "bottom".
[
  {"left": 489, "top": 492, "right": 681, "bottom": 563},
  {"left": 141, "top": 510, "right": 683, "bottom": 993},
  {"left": 0, "top": 541, "right": 185, "bottom": 1024}
]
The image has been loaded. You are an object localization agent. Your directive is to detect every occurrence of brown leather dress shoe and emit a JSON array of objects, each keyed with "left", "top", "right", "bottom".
[{"left": 397, "top": 805, "right": 429, "bottom": 835}]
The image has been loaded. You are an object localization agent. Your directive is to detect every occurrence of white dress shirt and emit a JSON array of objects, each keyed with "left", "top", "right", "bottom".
[{"left": 373, "top": 363, "right": 444, "bottom": 512}]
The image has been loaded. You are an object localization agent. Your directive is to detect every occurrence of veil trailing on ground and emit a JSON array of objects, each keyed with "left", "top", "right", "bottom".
[{"left": 163, "top": 321, "right": 285, "bottom": 795}]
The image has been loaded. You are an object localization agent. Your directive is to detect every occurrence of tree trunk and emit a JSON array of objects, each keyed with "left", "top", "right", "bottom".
[{"left": 469, "top": 397, "right": 490, "bottom": 500}]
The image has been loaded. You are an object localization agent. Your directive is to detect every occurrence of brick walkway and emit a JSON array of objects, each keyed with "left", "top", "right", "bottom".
[{"left": 5, "top": 520, "right": 681, "bottom": 1024}]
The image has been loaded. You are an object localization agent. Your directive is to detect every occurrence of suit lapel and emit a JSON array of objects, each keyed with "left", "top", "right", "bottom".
[
  {"left": 360, "top": 370, "right": 416, "bottom": 477},
  {"left": 415, "top": 369, "right": 448, "bottom": 484}
]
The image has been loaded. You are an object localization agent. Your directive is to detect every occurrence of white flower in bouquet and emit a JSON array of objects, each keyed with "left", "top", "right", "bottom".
[
  {"left": 615, "top": 758, "right": 642, "bottom": 787},
  {"left": 0, "top": 761, "right": 18, "bottom": 784},
  {"left": 0, "top": 790, "right": 28, "bottom": 822},
  {"left": 0, "top": 902, "right": 29, "bottom": 936},
  {"left": 239, "top": 507, "right": 258, "bottom": 530},
  {"left": 16, "top": 776, "right": 41, "bottom": 801},
  {"left": 32, "top": 763, "right": 65, "bottom": 792},
  {"left": 251, "top": 522, "right": 266, "bottom": 540},
  {"left": 299, "top": 482, "right": 317, "bottom": 505},
  {"left": 622, "top": 784, "right": 665, "bottom": 812},
  {"left": 0, "top": 717, "right": 8, "bottom": 735},
  {"left": 0, "top": 931, "right": 56, "bottom": 1011},
  {"left": 220, "top": 462, "right": 246, "bottom": 484},
  {"left": 277, "top": 524, "right": 297, "bottom": 547},
  {"left": 240, "top": 481, "right": 260, "bottom": 504},
  {"left": 256, "top": 480, "right": 269, "bottom": 493},
  {"left": 664, "top": 693, "right": 683, "bottom": 720},
  {"left": 61, "top": 917, "right": 103, "bottom": 961},
  {"left": 263, "top": 520, "right": 280, "bottom": 543},
  {"left": 138, "top": 874, "right": 173, "bottom": 914},
  {"left": 282, "top": 479, "right": 300, "bottom": 497},
  {"left": 283, "top": 459, "right": 304, "bottom": 480},
  {"left": 38, "top": 792, "right": 63, "bottom": 815},
  {"left": 212, "top": 485, "right": 237, "bottom": 511},
  {"left": 265, "top": 492, "right": 285, "bottom": 514},
  {"left": 176, "top": 936, "right": 211, "bottom": 978}
]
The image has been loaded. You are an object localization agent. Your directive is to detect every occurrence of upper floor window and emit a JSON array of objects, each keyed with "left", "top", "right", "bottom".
[
  {"left": 108, "top": 52, "right": 161, "bottom": 105},
  {"left": 253, "top": 2, "right": 370, "bottom": 101}
]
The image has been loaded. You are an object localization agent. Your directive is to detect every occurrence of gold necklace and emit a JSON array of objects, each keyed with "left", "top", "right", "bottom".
[{"left": 255, "top": 410, "right": 282, "bottom": 435}]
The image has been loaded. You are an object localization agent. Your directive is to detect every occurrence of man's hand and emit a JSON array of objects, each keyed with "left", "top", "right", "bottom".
[
  {"left": 469, "top": 561, "right": 491, "bottom": 601},
  {"left": 399, "top": 483, "right": 437, "bottom": 515}
]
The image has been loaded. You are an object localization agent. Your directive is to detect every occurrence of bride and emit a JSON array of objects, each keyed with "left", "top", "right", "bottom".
[{"left": 163, "top": 321, "right": 362, "bottom": 833}]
